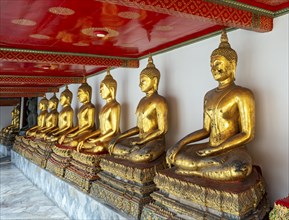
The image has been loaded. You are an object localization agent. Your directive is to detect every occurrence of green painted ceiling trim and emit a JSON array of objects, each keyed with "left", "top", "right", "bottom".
[{"left": 274, "top": 8, "right": 289, "bottom": 17}]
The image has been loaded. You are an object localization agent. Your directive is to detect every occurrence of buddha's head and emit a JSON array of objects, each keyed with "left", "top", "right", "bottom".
[
  {"left": 78, "top": 79, "right": 92, "bottom": 103},
  {"left": 100, "top": 68, "right": 117, "bottom": 100},
  {"left": 39, "top": 95, "right": 49, "bottom": 111},
  {"left": 139, "top": 55, "right": 160, "bottom": 94},
  {"left": 48, "top": 93, "right": 59, "bottom": 110},
  {"left": 210, "top": 30, "right": 237, "bottom": 82},
  {"left": 60, "top": 85, "right": 73, "bottom": 106}
]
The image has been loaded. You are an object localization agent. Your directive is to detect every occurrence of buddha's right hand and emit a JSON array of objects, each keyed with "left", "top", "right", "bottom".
[
  {"left": 166, "top": 151, "right": 175, "bottom": 168},
  {"left": 58, "top": 135, "right": 65, "bottom": 144},
  {"left": 77, "top": 141, "right": 84, "bottom": 152},
  {"left": 108, "top": 137, "right": 118, "bottom": 155},
  {"left": 166, "top": 144, "right": 181, "bottom": 167}
]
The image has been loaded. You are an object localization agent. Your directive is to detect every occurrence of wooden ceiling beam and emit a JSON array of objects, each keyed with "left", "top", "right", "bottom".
[
  {"left": 0, "top": 87, "right": 59, "bottom": 93},
  {"left": 0, "top": 75, "right": 83, "bottom": 85},
  {"left": 0, "top": 98, "right": 20, "bottom": 106},
  {"left": 99, "top": 0, "right": 273, "bottom": 32},
  {"left": 0, "top": 48, "right": 139, "bottom": 68}
]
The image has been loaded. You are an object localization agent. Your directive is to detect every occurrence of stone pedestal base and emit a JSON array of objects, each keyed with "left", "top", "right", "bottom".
[
  {"left": 64, "top": 151, "right": 106, "bottom": 192},
  {"left": 46, "top": 153, "right": 70, "bottom": 177},
  {"left": 141, "top": 166, "right": 269, "bottom": 220},
  {"left": 19, "top": 137, "right": 40, "bottom": 161},
  {"left": 46, "top": 144, "right": 74, "bottom": 177},
  {"left": 90, "top": 156, "right": 167, "bottom": 219},
  {"left": 14, "top": 137, "right": 35, "bottom": 160},
  {"left": 33, "top": 141, "right": 54, "bottom": 168},
  {"left": 0, "top": 133, "right": 17, "bottom": 147}
]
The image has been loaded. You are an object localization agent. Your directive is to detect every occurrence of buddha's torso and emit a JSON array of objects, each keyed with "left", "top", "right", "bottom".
[
  {"left": 58, "top": 106, "right": 73, "bottom": 129},
  {"left": 136, "top": 93, "right": 165, "bottom": 139},
  {"left": 205, "top": 84, "right": 246, "bottom": 146},
  {"left": 45, "top": 110, "right": 59, "bottom": 128},
  {"left": 99, "top": 101, "right": 120, "bottom": 136},
  {"left": 37, "top": 111, "right": 48, "bottom": 127},
  {"left": 77, "top": 102, "right": 95, "bottom": 129}
]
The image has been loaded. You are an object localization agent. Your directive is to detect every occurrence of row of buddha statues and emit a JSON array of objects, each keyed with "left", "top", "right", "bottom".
[
  {"left": 0, "top": 104, "right": 20, "bottom": 146},
  {"left": 13, "top": 30, "right": 269, "bottom": 220}
]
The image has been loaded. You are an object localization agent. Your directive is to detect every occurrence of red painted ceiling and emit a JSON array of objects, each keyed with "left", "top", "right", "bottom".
[{"left": 0, "top": 0, "right": 288, "bottom": 100}]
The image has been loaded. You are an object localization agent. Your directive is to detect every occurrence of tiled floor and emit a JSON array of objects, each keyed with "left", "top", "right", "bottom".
[{"left": 0, "top": 154, "right": 70, "bottom": 220}]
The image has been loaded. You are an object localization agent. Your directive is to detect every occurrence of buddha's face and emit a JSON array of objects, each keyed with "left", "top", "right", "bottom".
[
  {"left": 210, "top": 55, "right": 232, "bottom": 82},
  {"left": 60, "top": 94, "right": 67, "bottom": 106},
  {"left": 39, "top": 102, "right": 46, "bottom": 111},
  {"left": 48, "top": 101, "right": 56, "bottom": 110},
  {"left": 100, "top": 83, "right": 111, "bottom": 100},
  {"left": 78, "top": 89, "right": 88, "bottom": 103},
  {"left": 139, "top": 75, "right": 155, "bottom": 93}
]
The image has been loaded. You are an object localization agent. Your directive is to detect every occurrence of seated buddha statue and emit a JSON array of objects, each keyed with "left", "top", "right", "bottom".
[
  {"left": 1, "top": 104, "right": 20, "bottom": 135},
  {"left": 34, "top": 94, "right": 59, "bottom": 139},
  {"left": 45, "top": 86, "right": 74, "bottom": 142},
  {"left": 25, "top": 96, "right": 49, "bottom": 138},
  {"left": 166, "top": 30, "right": 255, "bottom": 181},
  {"left": 57, "top": 81, "right": 95, "bottom": 147},
  {"left": 109, "top": 56, "right": 168, "bottom": 163},
  {"left": 89, "top": 56, "right": 169, "bottom": 218},
  {"left": 76, "top": 69, "right": 120, "bottom": 154}
]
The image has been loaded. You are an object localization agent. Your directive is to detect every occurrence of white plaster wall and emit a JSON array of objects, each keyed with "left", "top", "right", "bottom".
[
  {"left": 0, "top": 106, "right": 14, "bottom": 130},
  {"left": 42, "top": 15, "right": 288, "bottom": 205}
]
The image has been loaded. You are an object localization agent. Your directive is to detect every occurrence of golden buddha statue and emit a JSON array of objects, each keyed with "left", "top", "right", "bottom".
[
  {"left": 25, "top": 96, "right": 49, "bottom": 138},
  {"left": 34, "top": 94, "right": 59, "bottom": 139},
  {"left": 47, "top": 81, "right": 95, "bottom": 177},
  {"left": 1, "top": 104, "right": 20, "bottom": 135},
  {"left": 166, "top": 30, "right": 255, "bottom": 181},
  {"left": 45, "top": 86, "right": 74, "bottom": 142},
  {"left": 76, "top": 69, "right": 120, "bottom": 154},
  {"left": 0, "top": 104, "right": 20, "bottom": 146},
  {"left": 34, "top": 87, "right": 73, "bottom": 168},
  {"left": 108, "top": 56, "right": 168, "bottom": 163},
  {"left": 64, "top": 69, "right": 121, "bottom": 191},
  {"left": 141, "top": 30, "right": 267, "bottom": 220},
  {"left": 57, "top": 81, "right": 95, "bottom": 147},
  {"left": 90, "top": 56, "right": 169, "bottom": 218}
]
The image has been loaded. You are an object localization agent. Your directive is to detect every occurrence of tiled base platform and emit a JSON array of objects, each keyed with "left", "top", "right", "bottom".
[{"left": 11, "top": 150, "right": 130, "bottom": 220}]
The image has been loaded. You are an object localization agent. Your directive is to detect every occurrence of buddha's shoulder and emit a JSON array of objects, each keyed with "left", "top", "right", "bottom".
[
  {"left": 113, "top": 100, "right": 121, "bottom": 107},
  {"left": 152, "top": 93, "right": 168, "bottom": 104},
  {"left": 205, "top": 85, "right": 254, "bottom": 97},
  {"left": 231, "top": 85, "right": 254, "bottom": 97},
  {"left": 108, "top": 100, "right": 121, "bottom": 109},
  {"left": 85, "top": 102, "right": 95, "bottom": 109}
]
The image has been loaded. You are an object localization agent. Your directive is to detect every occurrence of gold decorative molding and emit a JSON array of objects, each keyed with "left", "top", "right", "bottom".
[
  {"left": 153, "top": 167, "right": 268, "bottom": 218},
  {"left": 0, "top": 47, "right": 139, "bottom": 68},
  {"left": 0, "top": 87, "right": 59, "bottom": 93},
  {"left": 0, "top": 93, "right": 44, "bottom": 98},
  {"left": 97, "top": 0, "right": 273, "bottom": 32},
  {"left": 100, "top": 156, "right": 167, "bottom": 184},
  {"left": 0, "top": 75, "right": 83, "bottom": 85}
]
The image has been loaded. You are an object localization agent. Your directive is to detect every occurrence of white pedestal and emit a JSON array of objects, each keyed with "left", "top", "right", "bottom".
[{"left": 11, "top": 150, "right": 130, "bottom": 220}]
